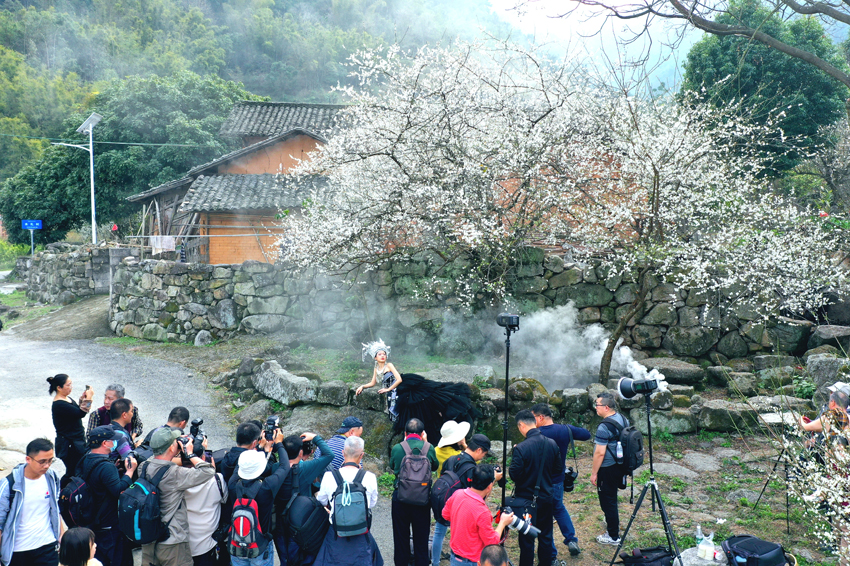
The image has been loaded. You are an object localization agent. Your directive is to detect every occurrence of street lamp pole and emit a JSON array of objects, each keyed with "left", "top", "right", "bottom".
[{"left": 52, "top": 112, "right": 102, "bottom": 244}]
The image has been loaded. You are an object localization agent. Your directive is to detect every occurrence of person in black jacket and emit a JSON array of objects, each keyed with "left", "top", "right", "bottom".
[
  {"left": 508, "top": 409, "right": 562, "bottom": 566},
  {"left": 77, "top": 425, "right": 138, "bottom": 566},
  {"left": 225, "top": 430, "right": 290, "bottom": 566},
  {"left": 220, "top": 422, "right": 278, "bottom": 484}
]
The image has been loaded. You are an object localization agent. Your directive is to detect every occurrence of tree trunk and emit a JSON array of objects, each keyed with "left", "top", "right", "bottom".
[{"left": 598, "top": 268, "right": 651, "bottom": 384}]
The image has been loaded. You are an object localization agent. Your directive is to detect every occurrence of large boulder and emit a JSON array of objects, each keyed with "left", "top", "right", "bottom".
[
  {"left": 698, "top": 400, "right": 758, "bottom": 431},
  {"left": 251, "top": 361, "right": 317, "bottom": 406},
  {"left": 234, "top": 400, "right": 273, "bottom": 423},
  {"left": 418, "top": 364, "right": 495, "bottom": 385},
  {"left": 753, "top": 355, "right": 796, "bottom": 371},
  {"left": 209, "top": 299, "right": 239, "bottom": 330},
  {"left": 641, "top": 304, "right": 678, "bottom": 326},
  {"left": 727, "top": 373, "right": 758, "bottom": 398},
  {"left": 560, "top": 283, "right": 614, "bottom": 308},
  {"left": 716, "top": 331, "right": 748, "bottom": 359},
  {"left": 662, "top": 327, "right": 718, "bottom": 357},
  {"left": 808, "top": 325, "right": 850, "bottom": 352},
  {"left": 768, "top": 318, "right": 812, "bottom": 353},
  {"left": 632, "top": 325, "right": 662, "bottom": 349},
  {"left": 748, "top": 395, "right": 812, "bottom": 414},
  {"left": 552, "top": 388, "right": 588, "bottom": 415},
  {"left": 317, "top": 380, "right": 350, "bottom": 406},
  {"left": 706, "top": 366, "right": 731, "bottom": 386},
  {"left": 808, "top": 353, "right": 850, "bottom": 405},
  {"left": 640, "top": 358, "right": 706, "bottom": 385},
  {"left": 757, "top": 367, "right": 794, "bottom": 387},
  {"left": 628, "top": 407, "right": 696, "bottom": 435},
  {"left": 802, "top": 345, "right": 840, "bottom": 362},
  {"left": 241, "top": 314, "right": 292, "bottom": 334}
]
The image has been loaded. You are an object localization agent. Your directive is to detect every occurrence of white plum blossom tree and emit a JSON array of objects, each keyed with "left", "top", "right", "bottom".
[{"left": 278, "top": 40, "right": 849, "bottom": 381}]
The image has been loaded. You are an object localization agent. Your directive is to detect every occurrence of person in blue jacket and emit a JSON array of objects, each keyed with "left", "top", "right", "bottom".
[{"left": 531, "top": 403, "right": 591, "bottom": 558}]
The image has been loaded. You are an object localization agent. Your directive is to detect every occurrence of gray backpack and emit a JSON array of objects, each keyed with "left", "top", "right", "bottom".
[
  {"left": 396, "top": 440, "right": 432, "bottom": 506},
  {"left": 330, "top": 466, "right": 371, "bottom": 537}
]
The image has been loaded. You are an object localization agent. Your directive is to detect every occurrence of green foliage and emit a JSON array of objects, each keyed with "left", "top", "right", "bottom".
[
  {"left": 656, "top": 429, "right": 675, "bottom": 443},
  {"left": 0, "top": 239, "right": 30, "bottom": 268},
  {"left": 378, "top": 471, "right": 395, "bottom": 497},
  {"left": 793, "top": 373, "right": 817, "bottom": 399},
  {"left": 0, "top": 72, "right": 265, "bottom": 243},
  {"left": 680, "top": 0, "right": 848, "bottom": 173}
]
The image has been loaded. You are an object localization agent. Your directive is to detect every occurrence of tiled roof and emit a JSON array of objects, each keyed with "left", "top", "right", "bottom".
[
  {"left": 219, "top": 101, "right": 346, "bottom": 139},
  {"left": 126, "top": 176, "right": 192, "bottom": 202},
  {"left": 179, "top": 174, "right": 324, "bottom": 213},
  {"left": 186, "top": 128, "right": 323, "bottom": 177}
]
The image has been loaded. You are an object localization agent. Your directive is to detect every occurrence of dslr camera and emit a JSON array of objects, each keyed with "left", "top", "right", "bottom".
[
  {"left": 190, "top": 418, "right": 206, "bottom": 456},
  {"left": 499, "top": 506, "right": 540, "bottom": 538},
  {"left": 564, "top": 466, "right": 579, "bottom": 493},
  {"left": 264, "top": 416, "right": 280, "bottom": 442}
]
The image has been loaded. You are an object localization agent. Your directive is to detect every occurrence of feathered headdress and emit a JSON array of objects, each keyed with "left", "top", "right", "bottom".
[{"left": 362, "top": 339, "right": 390, "bottom": 362}]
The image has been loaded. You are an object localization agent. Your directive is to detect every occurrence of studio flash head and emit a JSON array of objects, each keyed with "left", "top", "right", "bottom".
[
  {"left": 617, "top": 376, "right": 659, "bottom": 399},
  {"left": 496, "top": 312, "right": 520, "bottom": 331}
]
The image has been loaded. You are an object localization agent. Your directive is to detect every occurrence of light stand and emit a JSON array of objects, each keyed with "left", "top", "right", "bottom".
[
  {"left": 609, "top": 393, "right": 683, "bottom": 566},
  {"left": 496, "top": 312, "right": 519, "bottom": 507}
]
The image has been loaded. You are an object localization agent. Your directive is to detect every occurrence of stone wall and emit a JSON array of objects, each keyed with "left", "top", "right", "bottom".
[
  {"left": 24, "top": 244, "right": 139, "bottom": 304},
  {"left": 107, "top": 251, "right": 816, "bottom": 363}
]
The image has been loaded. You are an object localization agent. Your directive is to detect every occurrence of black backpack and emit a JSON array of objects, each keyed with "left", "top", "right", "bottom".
[
  {"left": 117, "top": 463, "right": 174, "bottom": 544},
  {"left": 722, "top": 535, "right": 787, "bottom": 566},
  {"left": 59, "top": 457, "right": 111, "bottom": 528},
  {"left": 396, "top": 440, "right": 432, "bottom": 506},
  {"left": 617, "top": 546, "right": 674, "bottom": 566},
  {"left": 603, "top": 416, "right": 644, "bottom": 473},
  {"left": 430, "top": 455, "right": 477, "bottom": 525},
  {"left": 330, "top": 466, "right": 371, "bottom": 537},
  {"left": 283, "top": 465, "right": 330, "bottom": 555},
  {"left": 228, "top": 480, "right": 266, "bottom": 558}
]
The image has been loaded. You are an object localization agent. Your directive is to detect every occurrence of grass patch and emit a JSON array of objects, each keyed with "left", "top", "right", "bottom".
[
  {"left": 378, "top": 472, "right": 395, "bottom": 498},
  {"left": 0, "top": 290, "right": 63, "bottom": 326}
]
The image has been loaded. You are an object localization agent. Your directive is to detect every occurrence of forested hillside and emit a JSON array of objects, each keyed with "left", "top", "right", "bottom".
[{"left": 0, "top": 0, "right": 520, "bottom": 241}]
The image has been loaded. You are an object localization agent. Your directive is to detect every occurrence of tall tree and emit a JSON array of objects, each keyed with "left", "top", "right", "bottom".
[
  {"left": 280, "top": 41, "right": 848, "bottom": 381},
  {"left": 0, "top": 71, "right": 266, "bottom": 244},
  {"left": 681, "top": 0, "right": 847, "bottom": 172}
]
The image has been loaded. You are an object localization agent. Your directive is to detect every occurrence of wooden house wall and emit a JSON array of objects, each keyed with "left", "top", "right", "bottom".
[
  {"left": 217, "top": 135, "right": 321, "bottom": 175},
  {"left": 204, "top": 212, "right": 284, "bottom": 264}
]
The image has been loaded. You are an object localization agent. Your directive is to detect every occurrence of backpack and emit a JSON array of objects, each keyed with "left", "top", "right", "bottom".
[
  {"left": 117, "top": 463, "right": 174, "bottom": 544},
  {"left": 330, "top": 466, "right": 371, "bottom": 537},
  {"left": 396, "top": 440, "right": 432, "bottom": 506},
  {"left": 722, "top": 535, "right": 787, "bottom": 566},
  {"left": 227, "top": 480, "right": 266, "bottom": 558},
  {"left": 617, "top": 546, "right": 674, "bottom": 566},
  {"left": 59, "top": 457, "right": 111, "bottom": 528},
  {"left": 602, "top": 416, "right": 644, "bottom": 473},
  {"left": 283, "top": 465, "right": 330, "bottom": 556},
  {"left": 430, "top": 455, "right": 477, "bottom": 525}
]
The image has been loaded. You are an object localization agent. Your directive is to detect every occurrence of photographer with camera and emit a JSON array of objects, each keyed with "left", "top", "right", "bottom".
[
  {"left": 530, "top": 403, "right": 590, "bottom": 557},
  {"left": 442, "top": 464, "right": 513, "bottom": 566},
  {"left": 85, "top": 384, "right": 144, "bottom": 443},
  {"left": 140, "top": 427, "right": 215, "bottom": 566},
  {"left": 75, "top": 426, "right": 138, "bottom": 566},
  {"left": 272, "top": 431, "right": 332, "bottom": 565},
  {"left": 220, "top": 423, "right": 276, "bottom": 484},
  {"left": 591, "top": 392, "right": 628, "bottom": 546},
  {"left": 138, "top": 407, "right": 190, "bottom": 461},
  {"left": 508, "top": 410, "right": 561, "bottom": 566}
]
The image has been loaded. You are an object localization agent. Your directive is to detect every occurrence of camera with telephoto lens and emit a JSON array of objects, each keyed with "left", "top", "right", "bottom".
[
  {"left": 496, "top": 313, "right": 520, "bottom": 331},
  {"left": 190, "top": 418, "right": 206, "bottom": 456},
  {"left": 264, "top": 416, "right": 280, "bottom": 441},
  {"left": 500, "top": 506, "right": 540, "bottom": 538},
  {"left": 190, "top": 418, "right": 204, "bottom": 438},
  {"left": 564, "top": 466, "right": 579, "bottom": 493}
]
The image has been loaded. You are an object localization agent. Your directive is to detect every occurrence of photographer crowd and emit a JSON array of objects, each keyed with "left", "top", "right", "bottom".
[{"left": 0, "top": 379, "right": 641, "bottom": 566}]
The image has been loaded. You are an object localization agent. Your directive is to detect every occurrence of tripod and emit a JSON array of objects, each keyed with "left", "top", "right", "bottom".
[
  {"left": 609, "top": 394, "right": 683, "bottom": 566},
  {"left": 500, "top": 323, "right": 516, "bottom": 507},
  {"left": 754, "top": 446, "right": 791, "bottom": 535}
]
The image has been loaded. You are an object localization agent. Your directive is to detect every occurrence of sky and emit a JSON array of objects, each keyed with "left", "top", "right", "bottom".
[{"left": 487, "top": 0, "right": 701, "bottom": 92}]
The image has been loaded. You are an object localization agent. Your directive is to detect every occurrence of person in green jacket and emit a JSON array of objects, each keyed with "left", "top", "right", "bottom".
[{"left": 389, "top": 418, "right": 438, "bottom": 566}]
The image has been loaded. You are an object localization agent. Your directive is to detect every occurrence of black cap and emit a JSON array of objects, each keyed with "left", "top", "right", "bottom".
[
  {"left": 468, "top": 434, "right": 491, "bottom": 453},
  {"left": 337, "top": 416, "right": 364, "bottom": 434},
  {"left": 88, "top": 425, "right": 122, "bottom": 447}
]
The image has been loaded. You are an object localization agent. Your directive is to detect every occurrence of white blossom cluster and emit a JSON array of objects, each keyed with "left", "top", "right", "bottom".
[{"left": 278, "top": 40, "right": 848, "bottom": 315}]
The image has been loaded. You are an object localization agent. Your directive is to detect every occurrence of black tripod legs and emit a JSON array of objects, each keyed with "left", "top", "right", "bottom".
[
  {"left": 608, "top": 480, "right": 683, "bottom": 566},
  {"left": 753, "top": 447, "right": 791, "bottom": 535}
]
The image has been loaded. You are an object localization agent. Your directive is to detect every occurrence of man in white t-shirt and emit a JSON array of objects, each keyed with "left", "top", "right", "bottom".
[
  {"left": 184, "top": 471, "right": 228, "bottom": 566},
  {"left": 0, "top": 438, "right": 64, "bottom": 566},
  {"left": 313, "top": 436, "right": 382, "bottom": 566}
]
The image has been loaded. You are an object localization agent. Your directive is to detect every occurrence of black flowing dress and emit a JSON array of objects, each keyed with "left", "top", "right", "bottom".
[
  {"left": 52, "top": 398, "right": 88, "bottom": 485},
  {"left": 388, "top": 372, "right": 478, "bottom": 445}
]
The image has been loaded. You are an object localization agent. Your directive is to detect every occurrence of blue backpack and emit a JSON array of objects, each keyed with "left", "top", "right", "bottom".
[{"left": 117, "top": 463, "right": 174, "bottom": 544}]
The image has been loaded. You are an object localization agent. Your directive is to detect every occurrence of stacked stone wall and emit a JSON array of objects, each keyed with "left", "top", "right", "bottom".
[
  {"left": 108, "top": 251, "right": 814, "bottom": 363},
  {"left": 24, "top": 244, "right": 139, "bottom": 304}
]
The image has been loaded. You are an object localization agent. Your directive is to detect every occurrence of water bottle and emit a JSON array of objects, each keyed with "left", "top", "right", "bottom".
[
  {"left": 695, "top": 524, "right": 704, "bottom": 543},
  {"left": 616, "top": 441, "right": 624, "bottom": 460}
]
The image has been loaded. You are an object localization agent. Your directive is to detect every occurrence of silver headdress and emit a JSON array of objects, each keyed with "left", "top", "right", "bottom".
[{"left": 362, "top": 339, "right": 390, "bottom": 362}]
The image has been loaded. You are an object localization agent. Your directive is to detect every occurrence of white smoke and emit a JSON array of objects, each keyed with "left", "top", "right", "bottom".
[{"left": 490, "top": 304, "right": 659, "bottom": 393}]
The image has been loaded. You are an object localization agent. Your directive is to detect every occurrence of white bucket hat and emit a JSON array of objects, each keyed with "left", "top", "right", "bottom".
[
  {"left": 438, "top": 420, "right": 471, "bottom": 447},
  {"left": 237, "top": 449, "right": 267, "bottom": 480}
]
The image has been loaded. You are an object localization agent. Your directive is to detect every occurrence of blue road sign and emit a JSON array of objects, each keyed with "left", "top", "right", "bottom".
[{"left": 22, "top": 220, "right": 42, "bottom": 230}]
